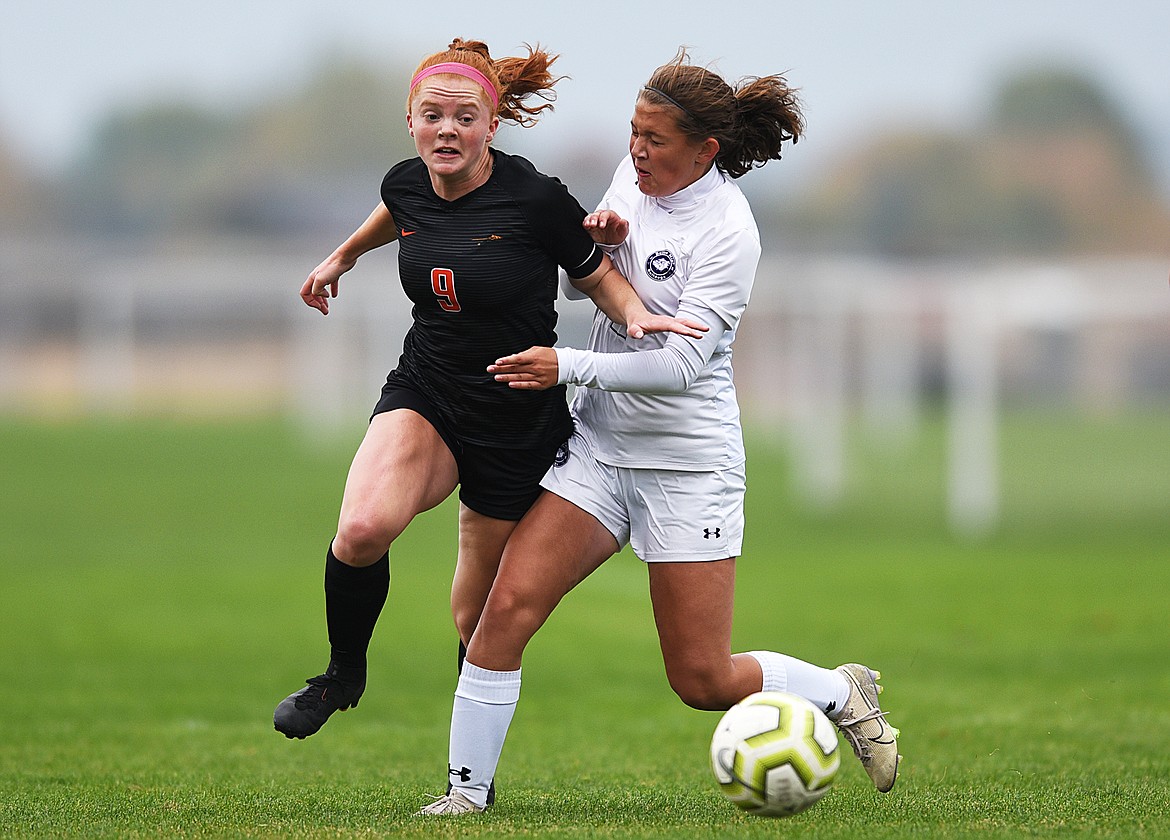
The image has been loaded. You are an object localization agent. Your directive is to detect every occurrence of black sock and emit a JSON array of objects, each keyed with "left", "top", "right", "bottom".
[{"left": 324, "top": 545, "right": 389, "bottom": 674}]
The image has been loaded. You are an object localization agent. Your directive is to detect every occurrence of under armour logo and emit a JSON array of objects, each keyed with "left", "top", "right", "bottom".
[
  {"left": 448, "top": 765, "right": 472, "bottom": 783},
  {"left": 703, "top": 527, "right": 721, "bottom": 539}
]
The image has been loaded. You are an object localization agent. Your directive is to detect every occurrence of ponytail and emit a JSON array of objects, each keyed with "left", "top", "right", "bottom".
[{"left": 640, "top": 48, "right": 804, "bottom": 178}]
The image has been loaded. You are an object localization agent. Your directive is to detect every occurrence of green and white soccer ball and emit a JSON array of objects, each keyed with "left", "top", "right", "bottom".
[{"left": 710, "top": 690, "right": 840, "bottom": 817}]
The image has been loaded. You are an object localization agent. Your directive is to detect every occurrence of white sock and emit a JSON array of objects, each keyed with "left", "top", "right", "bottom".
[
  {"left": 745, "top": 650, "right": 851, "bottom": 720},
  {"left": 447, "top": 662, "right": 521, "bottom": 807}
]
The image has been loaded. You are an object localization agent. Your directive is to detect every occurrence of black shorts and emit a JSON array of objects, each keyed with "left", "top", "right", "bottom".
[{"left": 372, "top": 378, "right": 569, "bottom": 521}]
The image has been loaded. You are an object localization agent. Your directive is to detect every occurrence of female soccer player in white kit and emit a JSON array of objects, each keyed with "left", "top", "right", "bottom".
[{"left": 419, "top": 50, "right": 901, "bottom": 815}]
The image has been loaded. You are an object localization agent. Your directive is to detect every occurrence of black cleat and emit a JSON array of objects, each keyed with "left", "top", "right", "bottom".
[{"left": 274, "top": 664, "right": 365, "bottom": 739}]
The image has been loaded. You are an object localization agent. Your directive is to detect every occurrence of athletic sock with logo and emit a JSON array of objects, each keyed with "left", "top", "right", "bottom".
[
  {"left": 447, "top": 662, "right": 521, "bottom": 808},
  {"left": 745, "top": 650, "right": 851, "bottom": 720},
  {"left": 324, "top": 546, "right": 389, "bottom": 673}
]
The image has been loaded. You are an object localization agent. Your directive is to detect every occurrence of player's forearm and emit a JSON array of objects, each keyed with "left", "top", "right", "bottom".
[
  {"left": 334, "top": 203, "right": 398, "bottom": 263},
  {"left": 574, "top": 262, "right": 646, "bottom": 328},
  {"left": 554, "top": 341, "right": 699, "bottom": 394},
  {"left": 555, "top": 303, "right": 726, "bottom": 394}
]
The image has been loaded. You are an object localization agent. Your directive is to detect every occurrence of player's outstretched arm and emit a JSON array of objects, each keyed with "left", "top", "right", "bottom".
[
  {"left": 570, "top": 254, "right": 707, "bottom": 340},
  {"left": 300, "top": 203, "right": 398, "bottom": 315}
]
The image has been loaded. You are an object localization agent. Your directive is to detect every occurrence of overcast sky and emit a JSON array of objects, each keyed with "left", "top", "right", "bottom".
[{"left": 4, "top": 0, "right": 1170, "bottom": 187}]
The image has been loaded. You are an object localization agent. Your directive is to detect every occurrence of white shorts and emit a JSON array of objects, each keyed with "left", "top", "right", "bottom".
[{"left": 540, "top": 425, "right": 745, "bottom": 563}]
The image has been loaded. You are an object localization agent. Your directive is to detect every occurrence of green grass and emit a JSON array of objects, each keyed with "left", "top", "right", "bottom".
[{"left": 2, "top": 411, "right": 1169, "bottom": 838}]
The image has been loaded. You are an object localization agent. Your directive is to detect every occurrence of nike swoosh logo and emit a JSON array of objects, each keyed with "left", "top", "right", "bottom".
[{"left": 401, "top": 229, "right": 417, "bottom": 237}]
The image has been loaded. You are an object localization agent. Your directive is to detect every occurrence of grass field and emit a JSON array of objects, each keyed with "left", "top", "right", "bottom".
[{"left": 2, "top": 411, "right": 1168, "bottom": 838}]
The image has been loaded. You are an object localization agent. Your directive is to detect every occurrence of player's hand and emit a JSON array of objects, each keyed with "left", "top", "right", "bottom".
[
  {"left": 488, "top": 346, "right": 559, "bottom": 390},
  {"left": 300, "top": 255, "right": 353, "bottom": 315},
  {"left": 583, "top": 210, "right": 629, "bottom": 246},
  {"left": 625, "top": 313, "right": 708, "bottom": 341}
]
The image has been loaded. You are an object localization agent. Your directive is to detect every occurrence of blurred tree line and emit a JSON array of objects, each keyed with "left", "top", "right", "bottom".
[
  {"left": 783, "top": 67, "right": 1170, "bottom": 256},
  {"left": 59, "top": 59, "right": 417, "bottom": 237},
  {"left": 1, "top": 59, "right": 1167, "bottom": 257}
]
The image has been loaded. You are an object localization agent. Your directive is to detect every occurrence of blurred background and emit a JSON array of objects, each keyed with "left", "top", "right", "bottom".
[{"left": 2, "top": 0, "right": 1168, "bottom": 535}]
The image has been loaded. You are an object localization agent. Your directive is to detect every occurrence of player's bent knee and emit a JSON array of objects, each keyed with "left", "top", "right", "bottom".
[
  {"left": 479, "top": 583, "right": 551, "bottom": 644},
  {"left": 333, "top": 514, "right": 403, "bottom": 565}
]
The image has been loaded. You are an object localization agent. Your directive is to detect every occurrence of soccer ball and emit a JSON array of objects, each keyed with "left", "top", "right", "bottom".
[{"left": 710, "top": 691, "right": 840, "bottom": 817}]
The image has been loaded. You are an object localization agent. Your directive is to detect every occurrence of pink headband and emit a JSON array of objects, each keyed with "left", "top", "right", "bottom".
[{"left": 410, "top": 62, "right": 499, "bottom": 108}]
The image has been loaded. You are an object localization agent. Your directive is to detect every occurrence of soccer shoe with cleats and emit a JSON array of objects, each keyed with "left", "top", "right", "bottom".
[
  {"left": 834, "top": 663, "right": 901, "bottom": 792},
  {"left": 448, "top": 779, "right": 495, "bottom": 807},
  {"left": 273, "top": 664, "right": 365, "bottom": 739},
  {"left": 417, "top": 789, "right": 486, "bottom": 816}
]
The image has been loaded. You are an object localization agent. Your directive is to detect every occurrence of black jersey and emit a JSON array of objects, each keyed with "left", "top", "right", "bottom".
[{"left": 380, "top": 150, "right": 603, "bottom": 449}]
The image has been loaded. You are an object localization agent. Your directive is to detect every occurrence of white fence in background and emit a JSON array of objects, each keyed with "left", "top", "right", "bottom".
[
  {"left": 2, "top": 237, "right": 1167, "bottom": 535},
  {"left": 732, "top": 256, "right": 1169, "bottom": 535}
]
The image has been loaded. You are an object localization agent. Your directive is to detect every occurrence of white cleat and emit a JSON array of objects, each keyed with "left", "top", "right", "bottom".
[
  {"left": 834, "top": 663, "right": 901, "bottom": 792},
  {"left": 416, "top": 789, "right": 486, "bottom": 816}
]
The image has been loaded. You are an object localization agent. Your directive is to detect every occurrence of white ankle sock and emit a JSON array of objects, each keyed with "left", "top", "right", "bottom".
[
  {"left": 745, "top": 650, "right": 851, "bottom": 720},
  {"left": 448, "top": 662, "right": 521, "bottom": 807}
]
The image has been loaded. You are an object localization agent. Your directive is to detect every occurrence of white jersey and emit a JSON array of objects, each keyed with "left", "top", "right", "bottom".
[{"left": 555, "top": 156, "right": 761, "bottom": 470}]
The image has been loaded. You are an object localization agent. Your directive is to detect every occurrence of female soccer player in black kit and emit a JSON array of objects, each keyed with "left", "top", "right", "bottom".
[{"left": 273, "top": 39, "right": 703, "bottom": 744}]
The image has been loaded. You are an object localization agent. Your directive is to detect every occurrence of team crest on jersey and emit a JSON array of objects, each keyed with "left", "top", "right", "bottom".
[
  {"left": 554, "top": 441, "right": 570, "bottom": 467},
  {"left": 645, "top": 250, "right": 676, "bottom": 281}
]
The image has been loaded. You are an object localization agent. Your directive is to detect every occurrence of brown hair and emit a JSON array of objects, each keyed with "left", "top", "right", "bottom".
[
  {"left": 640, "top": 48, "right": 804, "bottom": 178},
  {"left": 408, "top": 38, "right": 564, "bottom": 127}
]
